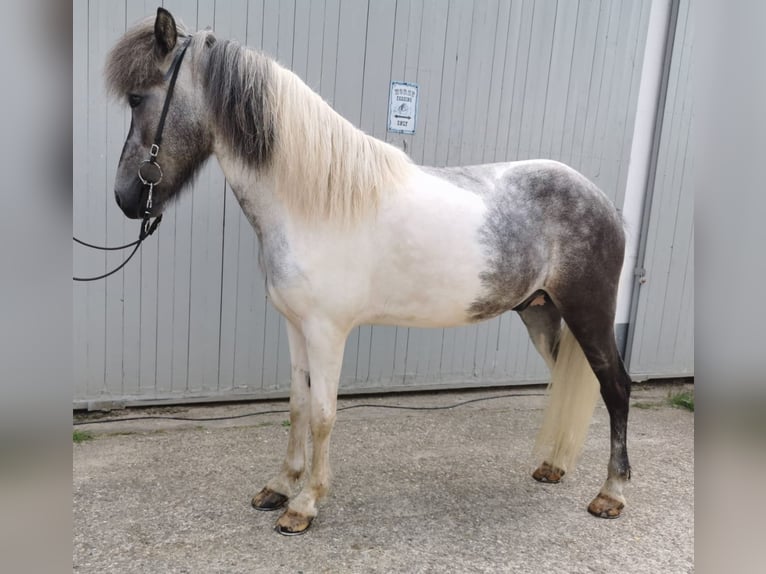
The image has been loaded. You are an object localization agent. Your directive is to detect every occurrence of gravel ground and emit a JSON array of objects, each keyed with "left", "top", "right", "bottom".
[{"left": 73, "top": 383, "right": 694, "bottom": 573}]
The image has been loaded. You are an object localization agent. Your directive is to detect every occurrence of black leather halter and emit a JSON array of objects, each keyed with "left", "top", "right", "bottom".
[
  {"left": 137, "top": 36, "right": 192, "bottom": 231},
  {"left": 73, "top": 37, "right": 192, "bottom": 282}
]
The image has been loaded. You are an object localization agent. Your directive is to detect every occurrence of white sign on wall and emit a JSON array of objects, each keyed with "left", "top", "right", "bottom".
[{"left": 387, "top": 81, "right": 419, "bottom": 134}]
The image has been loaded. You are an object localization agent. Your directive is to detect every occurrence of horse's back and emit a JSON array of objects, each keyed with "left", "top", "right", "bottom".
[{"left": 422, "top": 159, "right": 624, "bottom": 256}]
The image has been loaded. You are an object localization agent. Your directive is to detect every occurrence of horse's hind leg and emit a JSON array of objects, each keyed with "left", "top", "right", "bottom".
[
  {"left": 553, "top": 291, "right": 632, "bottom": 519},
  {"left": 252, "top": 320, "right": 310, "bottom": 511},
  {"left": 518, "top": 295, "right": 561, "bottom": 372},
  {"left": 520, "top": 298, "right": 601, "bottom": 484}
]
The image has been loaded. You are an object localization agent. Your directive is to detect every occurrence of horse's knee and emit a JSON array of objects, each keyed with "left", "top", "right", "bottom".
[
  {"left": 310, "top": 401, "right": 336, "bottom": 433},
  {"left": 310, "top": 412, "right": 336, "bottom": 440}
]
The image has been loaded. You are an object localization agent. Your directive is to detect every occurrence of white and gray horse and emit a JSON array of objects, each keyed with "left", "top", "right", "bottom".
[{"left": 106, "top": 9, "right": 631, "bottom": 535}]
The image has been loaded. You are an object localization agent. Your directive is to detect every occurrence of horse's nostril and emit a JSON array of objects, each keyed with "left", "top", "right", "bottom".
[{"left": 115, "top": 194, "right": 122, "bottom": 209}]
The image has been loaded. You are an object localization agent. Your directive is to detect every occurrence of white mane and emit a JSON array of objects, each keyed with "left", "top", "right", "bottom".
[{"left": 271, "top": 63, "right": 414, "bottom": 224}]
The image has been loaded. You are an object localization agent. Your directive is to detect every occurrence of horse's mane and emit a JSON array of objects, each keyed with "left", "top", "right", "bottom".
[
  {"left": 106, "top": 18, "right": 413, "bottom": 223},
  {"left": 201, "top": 35, "right": 413, "bottom": 223}
]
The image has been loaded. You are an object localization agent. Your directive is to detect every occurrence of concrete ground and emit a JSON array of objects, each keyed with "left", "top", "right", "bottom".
[{"left": 73, "top": 382, "right": 694, "bottom": 573}]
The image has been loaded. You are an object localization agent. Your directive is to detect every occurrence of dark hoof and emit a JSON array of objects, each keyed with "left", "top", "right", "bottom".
[
  {"left": 251, "top": 487, "right": 288, "bottom": 511},
  {"left": 587, "top": 493, "right": 625, "bottom": 519},
  {"left": 275, "top": 509, "right": 314, "bottom": 536},
  {"left": 532, "top": 461, "right": 566, "bottom": 483}
]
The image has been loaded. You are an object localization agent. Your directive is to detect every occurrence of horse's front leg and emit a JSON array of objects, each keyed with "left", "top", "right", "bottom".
[
  {"left": 275, "top": 319, "right": 346, "bottom": 535},
  {"left": 252, "top": 320, "right": 310, "bottom": 511}
]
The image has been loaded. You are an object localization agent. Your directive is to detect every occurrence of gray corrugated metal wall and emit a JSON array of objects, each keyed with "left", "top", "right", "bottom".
[
  {"left": 74, "top": 0, "right": 657, "bottom": 407},
  {"left": 627, "top": 0, "right": 693, "bottom": 377}
]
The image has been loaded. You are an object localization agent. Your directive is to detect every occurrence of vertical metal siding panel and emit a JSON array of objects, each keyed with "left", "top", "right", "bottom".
[
  {"left": 232, "top": 245, "right": 268, "bottom": 392},
  {"left": 653, "top": 6, "right": 693, "bottom": 368},
  {"left": 538, "top": 0, "right": 578, "bottom": 160},
  {"left": 436, "top": 0, "right": 480, "bottom": 381},
  {"left": 432, "top": 0, "right": 459, "bottom": 165},
  {"left": 517, "top": 0, "right": 557, "bottom": 159},
  {"left": 632, "top": 2, "right": 685, "bottom": 370},
  {"left": 402, "top": 0, "right": 451, "bottom": 385},
  {"left": 466, "top": 0, "right": 506, "bottom": 382},
  {"left": 159, "top": 0, "right": 200, "bottom": 398},
  {"left": 493, "top": 0, "right": 524, "bottom": 163},
  {"left": 277, "top": 0, "right": 296, "bottom": 67},
  {"left": 359, "top": 0, "right": 399, "bottom": 387},
  {"left": 572, "top": 0, "right": 610, "bottom": 176},
  {"left": 292, "top": 0, "right": 311, "bottom": 79},
  {"left": 121, "top": 1, "right": 156, "bottom": 399},
  {"left": 73, "top": 0, "right": 89, "bottom": 401},
  {"left": 482, "top": 0, "right": 512, "bottom": 164},
  {"left": 412, "top": 0, "right": 449, "bottom": 166},
  {"left": 384, "top": 0, "right": 413, "bottom": 152},
  {"left": 444, "top": 0, "right": 473, "bottom": 166},
  {"left": 103, "top": 2, "right": 128, "bottom": 398},
  {"left": 598, "top": 0, "right": 644, "bottom": 204},
  {"left": 401, "top": 0, "right": 424, "bottom": 159},
  {"left": 563, "top": 0, "right": 604, "bottom": 172},
  {"left": 370, "top": 9, "right": 406, "bottom": 388},
  {"left": 505, "top": 0, "right": 535, "bottom": 161},
  {"left": 459, "top": 0, "right": 498, "bottom": 165},
  {"left": 493, "top": 314, "right": 513, "bottom": 380},
  {"left": 265, "top": 2, "right": 298, "bottom": 392},
  {"left": 224, "top": 1, "right": 268, "bottom": 395},
  {"left": 353, "top": 326, "right": 373, "bottom": 387},
  {"left": 217, "top": 0, "right": 251, "bottom": 395},
  {"left": 123, "top": 0, "right": 165, "bottom": 401},
  {"left": 304, "top": 0, "right": 325, "bottom": 92},
  {"left": 366, "top": 327, "right": 399, "bottom": 386},
  {"left": 614, "top": 0, "right": 652, "bottom": 209},
  {"left": 262, "top": 0, "right": 280, "bottom": 59},
  {"left": 186, "top": 0, "right": 226, "bottom": 393},
  {"left": 672, "top": 223, "right": 693, "bottom": 368},
  {"left": 258, "top": 1, "right": 288, "bottom": 392},
  {"left": 582, "top": 0, "right": 621, "bottom": 190},
  {"left": 593, "top": 0, "right": 630, "bottom": 198},
  {"left": 629, "top": 0, "right": 694, "bottom": 377},
  {"left": 404, "top": 327, "right": 443, "bottom": 386},
  {"left": 84, "top": 0, "right": 110, "bottom": 398},
  {"left": 247, "top": 0, "right": 265, "bottom": 50},
  {"left": 334, "top": 0, "right": 370, "bottom": 385},
  {"left": 319, "top": 0, "right": 341, "bottom": 104},
  {"left": 385, "top": 0, "right": 414, "bottom": 382}
]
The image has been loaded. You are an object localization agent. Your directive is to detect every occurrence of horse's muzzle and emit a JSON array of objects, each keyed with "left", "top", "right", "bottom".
[{"left": 114, "top": 178, "right": 148, "bottom": 219}]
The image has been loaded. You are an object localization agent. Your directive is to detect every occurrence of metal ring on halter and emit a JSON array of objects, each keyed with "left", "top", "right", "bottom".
[{"left": 138, "top": 160, "right": 163, "bottom": 185}]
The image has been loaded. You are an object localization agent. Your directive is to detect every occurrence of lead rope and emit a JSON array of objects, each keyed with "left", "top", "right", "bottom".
[
  {"left": 73, "top": 36, "right": 191, "bottom": 283},
  {"left": 72, "top": 215, "right": 163, "bottom": 282}
]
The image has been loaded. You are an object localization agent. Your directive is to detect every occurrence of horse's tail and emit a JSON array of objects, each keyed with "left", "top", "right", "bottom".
[{"left": 534, "top": 324, "right": 601, "bottom": 473}]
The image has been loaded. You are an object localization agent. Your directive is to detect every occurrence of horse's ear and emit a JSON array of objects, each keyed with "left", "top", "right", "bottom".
[{"left": 154, "top": 7, "right": 177, "bottom": 59}]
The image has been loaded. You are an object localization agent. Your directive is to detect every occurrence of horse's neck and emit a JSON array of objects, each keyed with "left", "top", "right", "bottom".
[{"left": 214, "top": 145, "right": 285, "bottom": 234}]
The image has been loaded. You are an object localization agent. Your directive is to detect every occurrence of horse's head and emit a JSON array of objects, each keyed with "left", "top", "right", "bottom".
[{"left": 106, "top": 8, "right": 213, "bottom": 219}]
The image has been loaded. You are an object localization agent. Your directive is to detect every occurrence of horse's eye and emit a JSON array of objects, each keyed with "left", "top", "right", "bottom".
[{"left": 128, "top": 94, "right": 143, "bottom": 109}]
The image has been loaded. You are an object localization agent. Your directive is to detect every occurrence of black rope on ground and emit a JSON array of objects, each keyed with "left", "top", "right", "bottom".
[{"left": 72, "top": 392, "right": 548, "bottom": 426}]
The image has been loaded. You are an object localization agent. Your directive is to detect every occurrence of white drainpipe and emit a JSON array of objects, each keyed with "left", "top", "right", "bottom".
[{"left": 615, "top": 0, "right": 676, "bottom": 357}]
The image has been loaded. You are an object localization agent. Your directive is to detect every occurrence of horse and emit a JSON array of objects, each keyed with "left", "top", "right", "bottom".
[{"left": 105, "top": 8, "right": 632, "bottom": 535}]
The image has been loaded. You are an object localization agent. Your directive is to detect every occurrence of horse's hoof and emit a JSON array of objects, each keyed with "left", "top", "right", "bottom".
[
  {"left": 532, "top": 461, "right": 566, "bottom": 483},
  {"left": 252, "top": 487, "right": 288, "bottom": 511},
  {"left": 275, "top": 509, "right": 314, "bottom": 536},
  {"left": 587, "top": 493, "right": 625, "bottom": 519}
]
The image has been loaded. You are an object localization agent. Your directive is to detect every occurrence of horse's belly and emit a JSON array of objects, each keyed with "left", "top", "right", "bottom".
[{"left": 362, "top": 182, "right": 488, "bottom": 327}]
